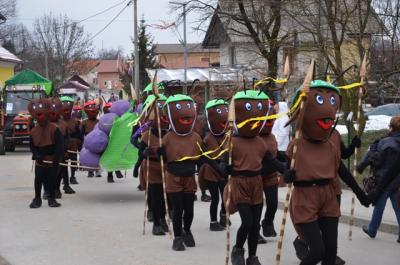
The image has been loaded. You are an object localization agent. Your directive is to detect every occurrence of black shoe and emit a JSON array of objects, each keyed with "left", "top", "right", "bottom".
[
  {"left": 42, "top": 192, "right": 49, "bottom": 200},
  {"left": 70, "top": 176, "right": 78, "bottom": 184},
  {"left": 55, "top": 190, "right": 62, "bottom": 199},
  {"left": 257, "top": 234, "right": 267, "bottom": 244},
  {"left": 219, "top": 213, "right": 231, "bottom": 227},
  {"left": 397, "top": 236, "right": 400, "bottom": 243},
  {"left": 293, "top": 237, "right": 309, "bottom": 261},
  {"left": 335, "top": 255, "right": 346, "bottom": 265},
  {"left": 246, "top": 256, "right": 261, "bottom": 265},
  {"left": 147, "top": 210, "right": 154, "bottom": 222},
  {"left": 210, "top": 222, "right": 225, "bottom": 231},
  {"left": 262, "top": 220, "right": 277, "bottom": 237},
  {"left": 362, "top": 225, "right": 376, "bottom": 238},
  {"left": 231, "top": 246, "right": 245, "bottom": 265},
  {"left": 88, "top": 172, "right": 94, "bottom": 178},
  {"left": 95, "top": 173, "right": 102, "bottom": 178},
  {"left": 107, "top": 174, "right": 115, "bottom": 183},
  {"left": 160, "top": 219, "right": 169, "bottom": 233},
  {"left": 201, "top": 193, "right": 211, "bottom": 202},
  {"left": 115, "top": 171, "right": 124, "bottom": 178},
  {"left": 29, "top": 198, "right": 42, "bottom": 208},
  {"left": 152, "top": 225, "right": 166, "bottom": 236},
  {"left": 63, "top": 185, "right": 76, "bottom": 194},
  {"left": 172, "top": 237, "right": 186, "bottom": 251},
  {"left": 48, "top": 199, "right": 61, "bottom": 207},
  {"left": 183, "top": 230, "right": 196, "bottom": 247}
]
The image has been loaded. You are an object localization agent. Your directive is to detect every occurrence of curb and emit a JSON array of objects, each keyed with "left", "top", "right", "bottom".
[{"left": 277, "top": 201, "right": 398, "bottom": 235}]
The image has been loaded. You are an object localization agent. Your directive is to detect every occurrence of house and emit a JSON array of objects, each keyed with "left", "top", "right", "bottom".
[
  {"left": 93, "top": 59, "right": 125, "bottom": 91},
  {"left": 67, "top": 60, "right": 100, "bottom": 87},
  {"left": 155, "top": 43, "right": 220, "bottom": 68},
  {"left": 202, "top": 1, "right": 384, "bottom": 82},
  {"left": 0, "top": 46, "right": 22, "bottom": 87}
]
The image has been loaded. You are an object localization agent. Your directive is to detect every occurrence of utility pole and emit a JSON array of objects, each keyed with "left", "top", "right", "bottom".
[
  {"left": 170, "top": 1, "right": 188, "bottom": 94},
  {"left": 44, "top": 52, "right": 49, "bottom": 79},
  {"left": 133, "top": 0, "right": 140, "bottom": 100}
]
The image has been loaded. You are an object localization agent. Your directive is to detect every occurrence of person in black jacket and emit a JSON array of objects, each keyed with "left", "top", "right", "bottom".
[
  {"left": 358, "top": 116, "right": 400, "bottom": 243},
  {"left": 28, "top": 98, "right": 63, "bottom": 208}
]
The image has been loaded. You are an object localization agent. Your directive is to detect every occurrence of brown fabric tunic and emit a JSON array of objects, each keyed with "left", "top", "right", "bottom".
[
  {"left": 55, "top": 119, "right": 67, "bottom": 136},
  {"left": 224, "top": 136, "right": 267, "bottom": 214},
  {"left": 31, "top": 122, "right": 57, "bottom": 162},
  {"left": 139, "top": 130, "right": 163, "bottom": 185},
  {"left": 81, "top": 119, "right": 98, "bottom": 135},
  {"left": 163, "top": 131, "right": 202, "bottom": 193},
  {"left": 66, "top": 118, "right": 81, "bottom": 151},
  {"left": 287, "top": 136, "right": 341, "bottom": 224},
  {"left": 199, "top": 132, "right": 226, "bottom": 183},
  {"left": 260, "top": 133, "right": 279, "bottom": 187}
]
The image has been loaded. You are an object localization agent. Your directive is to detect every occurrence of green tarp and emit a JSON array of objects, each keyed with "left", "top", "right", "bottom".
[
  {"left": 100, "top": 112, "right": 139, "bottom": 171},
  {"left": 5, "top": 69, "right": 52, "bottom": 95}
]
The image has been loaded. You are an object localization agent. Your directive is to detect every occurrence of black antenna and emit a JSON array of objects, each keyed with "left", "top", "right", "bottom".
[{"left": 16, "top": 95, "right": 33, "bottom": 102}]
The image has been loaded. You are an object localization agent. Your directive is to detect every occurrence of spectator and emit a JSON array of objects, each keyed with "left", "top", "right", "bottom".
[{"left": 358, "top": 116, "right": 400, "bottom": 243}]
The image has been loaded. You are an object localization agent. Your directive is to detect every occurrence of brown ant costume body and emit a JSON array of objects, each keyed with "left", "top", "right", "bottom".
[{"left": 29, "top": 98, "right": 63, "bottom": 208}]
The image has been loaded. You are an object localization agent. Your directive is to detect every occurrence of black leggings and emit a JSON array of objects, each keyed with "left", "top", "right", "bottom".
[
  {"left": 168, "top": 192, "right": 195, "bottom": 237},
  {"left": 263, "top": 185, "right": 278, "bottom": 224},
  {"left": 206, "top": 180, "right": 227, "bottom": 222},
  {"left": 69, "top": 153, "right": 77, "bottom": 178},
  {"left": 148, "top": 184, "right": 166, "bottom": 226},
  {"left": 298, "top": 217, "right": 338, "bottom": 265},
  {"left": 35, "top": 166, "right": 58, "bottom": 200},
  {"left": 61, "top": 164, "right": 70, "bottom": 186},
  {"left": 236, "top": 203, "right": 263, "bottom": 256}
]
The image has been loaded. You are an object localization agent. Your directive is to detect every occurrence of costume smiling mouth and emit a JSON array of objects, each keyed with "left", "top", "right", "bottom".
[
  {"left": 265, "top": 120, "right": 274, "bottom": 127},
  {"left": 317, "top": 118, "right": 334, "bottom": 130},
  {"left": 220, "top": 122, "right": 227, "bottom": 129},
  {"left": 161, "top": 116, "right": 169, "bottom": 124},
  {"left": 178, "top": 117, "right": 194, "bottom": 125}
]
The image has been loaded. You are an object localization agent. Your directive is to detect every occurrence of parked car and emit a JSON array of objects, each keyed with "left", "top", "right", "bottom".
[{"left": 365, "top": 103, "right": 400, "bottom": 117}]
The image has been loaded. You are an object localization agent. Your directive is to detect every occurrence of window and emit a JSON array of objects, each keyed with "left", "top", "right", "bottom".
[
  {"left": 201, "top": 57, "right": 210, "bottom": 62},
  {"left": 230, "top": 46, "right": 236, "bottom": 65}
]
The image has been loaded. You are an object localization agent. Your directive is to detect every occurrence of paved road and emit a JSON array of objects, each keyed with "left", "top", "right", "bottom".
[{"left": 0, "top": 148, "right": 399, "bottom": 265}]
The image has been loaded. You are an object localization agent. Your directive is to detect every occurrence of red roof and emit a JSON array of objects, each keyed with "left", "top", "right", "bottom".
[
  {"left": 94, "top": 60, "right": 124, "bottom": 73},
  {"left": 67, "top": 60, "right": 100, "bottom": 75}
]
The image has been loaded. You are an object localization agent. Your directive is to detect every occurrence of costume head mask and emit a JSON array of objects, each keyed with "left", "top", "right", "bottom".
[
  {"left": 49, "top": 97, "right": 62, "bottom": 122},
  {"left": 60, "top": 96, "right": 74, "bottom": 120},
  {"left": 234, "top": 90, "right": 270, "bottom": 137},
  {"left": 164, "top": 94, "right": 196, "bottom": 136},
  {"left": 292, "top": 80, "right": 341, "bottom": 141},
  {"left": 205, "top": 99, "right": 228, "bottom": 136},
  {"left": 28, "top": 98, "right": 50, "bottom": 126},
  {"left": 260, "top": 99, "right": 277, "bottom": 135},
  {"left": 84, "top": 100, "right": 99, "bottom": 120}
]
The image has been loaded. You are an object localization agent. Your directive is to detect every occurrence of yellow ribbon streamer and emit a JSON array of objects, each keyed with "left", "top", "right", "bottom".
[
  {"left": 254, "top": 77, "right": 288, "bottom": 88},
  {"left": 337, "top": 82, "right": 363, "bottom": 90},
  {"left": 236, "top": 91, "right": 305, "bottom": 129}
]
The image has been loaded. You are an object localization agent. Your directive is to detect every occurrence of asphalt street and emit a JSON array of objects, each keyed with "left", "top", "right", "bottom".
[{"left": 0, "top": 147, "right": 399, "bottom": 265}]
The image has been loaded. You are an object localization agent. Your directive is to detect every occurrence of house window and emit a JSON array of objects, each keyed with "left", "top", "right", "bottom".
[
  {"left": 201, "top": 57, "right": 210, "bottom": 63},
  {"left": 230, "top": 46, "right": 236, "bottom": 65}
]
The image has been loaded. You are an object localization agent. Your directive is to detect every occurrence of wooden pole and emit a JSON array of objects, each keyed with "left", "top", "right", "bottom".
[
  {"left": 143, "top": 133, "right": 151, "bottom": 235},
  {"left": 275, "top": 59, "right": 314, "bottom": 265}
]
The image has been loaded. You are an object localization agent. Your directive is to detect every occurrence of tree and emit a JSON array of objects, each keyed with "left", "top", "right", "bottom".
[
  {"left": 97, "top": 47, "right": 124, "bottom": 60},
  {"left": 174, "top": 0, "right": 290, "bottom": 77},
  {"left": 32, "top": 13, "right": 94, "bottom": 82}
]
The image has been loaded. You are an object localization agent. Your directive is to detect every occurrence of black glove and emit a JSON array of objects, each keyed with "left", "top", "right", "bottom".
[
  {"left": 133, "top": 164, "right": 139, "bottom": 178},
  {"left": 284, "top": 169, "right": 296, "bottom": 183},
  {"left": 351, "top": 136, "right": 362, "bottom": 148},
  {"left": 157, "top": 146, "right": 166, "bottom": 159},
  {"left": 367, "top": 189, "right": 383, "bottom": 206},
  {"left": 356, "top": 191, "right": 370, "bottom": 207},
  {"left": 36, "top": 156, "right": 43, "bottom": 164},
  {"left": 143, "top": 147, "right": 152, "bottom": 157}
]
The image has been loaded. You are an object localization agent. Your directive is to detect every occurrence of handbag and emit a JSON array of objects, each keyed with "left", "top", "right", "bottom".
[{"left": 363, "top": 175, "right": 378, "bottom": 195}]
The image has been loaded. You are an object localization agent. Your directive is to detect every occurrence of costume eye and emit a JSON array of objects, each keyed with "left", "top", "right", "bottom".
[
  {"left": 257, "top": 102, "right": 263, "bottom": 111},
  {"left": 157, "top": 102, "right": 163, "bottom": 109},
  {"left": 216, "top": 108, "right": 222, "bottom": 114},
  {"left": 32, "top": 105, "right": 36, "bottom": 110},
  {"left": 187, "top": 103, "right": 192, "bottom": 109},
  {"left": 245, "top": 102, "right": 252, "bottom": 111},
  {"left": 38, "top": 104, "right": 43, "bottom": 108},
  {"left": 315, "top": 94, "right": 324, "bottom": 105},
  {"left": 52, "top": 104, "right": 56, "bottom": 108},
  {"left": 225, "top": 107, "right": 228, "bottom": 113},
  {"left": 175, "top": 103, "right": 182, "bottom": 110},
  {"left": 330, "top": 96, "right": 336, "bottom": 105}
]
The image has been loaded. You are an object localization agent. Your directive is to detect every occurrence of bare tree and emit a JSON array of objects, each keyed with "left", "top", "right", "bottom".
[
  {"left": 32, "top": 13, "right": 94, "bottom": 82},
  {"left": 174, "top": 0, "right": 290, "bottom": 77},
  {"left": 97, "top": 47, "right": 124, "bottom": 60}
]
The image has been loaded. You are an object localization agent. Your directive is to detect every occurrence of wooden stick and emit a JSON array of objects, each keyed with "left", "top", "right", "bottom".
[
  {"left": 143, "top": 133, "right": 151, "bottom": 235},
  {"left": 275, "top": 59, "right": 314, "bottom": 265},
  {"left": 41, "top": 160, "right": 99, "bottom": 170},
  {"left": 153, "top": 72, "right": 173, "bottom": 238},
  {"left": 349, "top": 54, "right": 367, "bottom": 241}
]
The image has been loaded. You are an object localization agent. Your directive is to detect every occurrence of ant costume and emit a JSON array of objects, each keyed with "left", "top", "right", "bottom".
[
  {"left": 199, "top": 99, "right": 229, "bottom": 231},
  {"left": 60, "top": 96, "right": 82, "bottom": 185},
  {"left": 82, "top": 100, "right": 100, "bottom": 178},
  {"left": 286, "top": 80, "right": 369, "bottom": 265},
  {"left": 29, "top": 98, "right": 63, "bottom": 208},
  {"left": 49, "top": 97, "right": 75, "bottom": 197}
]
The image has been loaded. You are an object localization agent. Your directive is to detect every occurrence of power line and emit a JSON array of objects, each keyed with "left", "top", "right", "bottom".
[{"left": 87, "top": 1, "right": 132, "bottom": 41}]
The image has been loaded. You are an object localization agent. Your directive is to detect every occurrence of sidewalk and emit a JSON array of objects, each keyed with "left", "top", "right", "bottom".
[{"left": 277, "top": 186, "right": 399, "bottom": 235}]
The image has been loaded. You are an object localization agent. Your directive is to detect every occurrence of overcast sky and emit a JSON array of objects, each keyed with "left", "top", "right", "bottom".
[{"left": 12, "top": 0, "right": 206, "bottom": 56}]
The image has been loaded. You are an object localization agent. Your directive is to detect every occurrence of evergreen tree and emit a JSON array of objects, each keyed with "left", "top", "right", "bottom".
[{"left": 137, "top": 18, "right": 156, "bottom": 91}]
